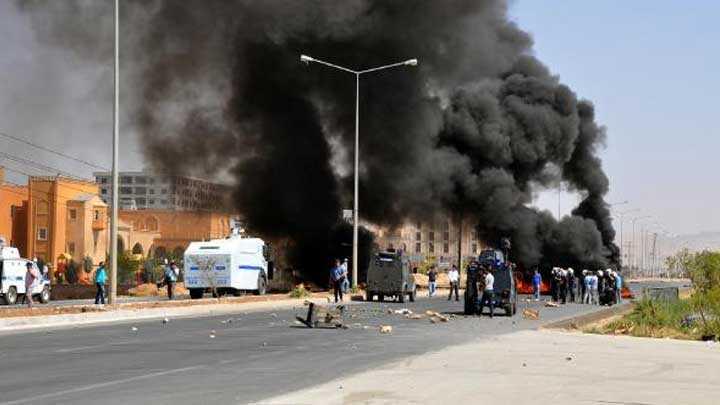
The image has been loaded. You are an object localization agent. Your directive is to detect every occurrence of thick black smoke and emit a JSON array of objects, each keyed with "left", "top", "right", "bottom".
[{"left": 16, "top": 0, "right": 618, "bottom": 275}]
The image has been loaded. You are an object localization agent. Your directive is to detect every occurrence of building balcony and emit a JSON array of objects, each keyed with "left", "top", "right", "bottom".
[{"left": 92, "top": 218, "right": 106, "bottom": 231}]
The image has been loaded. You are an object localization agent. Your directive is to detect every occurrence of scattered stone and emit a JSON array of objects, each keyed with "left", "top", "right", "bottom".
[
  {"left": 407, "top": 314, "right": 425, "bottom": 320},
  {"left": 522, "top": 308, "right": 540, "bottom": 320},
  {"left": 522, "top": 363, "right": 527, "bottom": 367},
  {"left": 131, "top": 326, "right": 138, "bottom": 332},
  {"left": 210, "top": 334, "right": 216, "bottom": 339},
  {"left": 270, "top": 313, "right": 278, "bottom": 318},
  {"left": 162, "top": 317, "right": 170, "bottom": 324},
  {"left": 393, "top": 308, "right": 412, "bottom": 315},
  {"left": 262, "top": 342, "right": 268, "bottom": 347},
  {"left": 565, "top": 356, "right": 573, "bottom": 361},
  {"left": 379, "top": 325, "right": 393, "bottom": 334},
  {"left": 545, "top": 302, "right": 560, "bottom": 308}
]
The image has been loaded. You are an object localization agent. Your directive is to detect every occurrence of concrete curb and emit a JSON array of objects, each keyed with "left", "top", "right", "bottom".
[
  {"left": 539, "top": 302, "right": 634, "bottom": 330},
  {"left": 0, "top": 298, "right": 328, "bottom": 334}
]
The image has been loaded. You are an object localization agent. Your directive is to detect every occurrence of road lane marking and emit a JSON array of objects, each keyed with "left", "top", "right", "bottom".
[{"left": 0, "top": 365, "right": 205, "bottom": 405}]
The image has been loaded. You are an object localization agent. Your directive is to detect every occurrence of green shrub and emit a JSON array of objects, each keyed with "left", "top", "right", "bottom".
[{"left": 289, "top": 284, "right": 311, "bottom": 298}]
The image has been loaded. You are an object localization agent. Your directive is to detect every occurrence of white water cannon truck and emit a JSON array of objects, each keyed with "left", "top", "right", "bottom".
[{"left": 183, "top": 227, "right": 273, "bottom": 299}]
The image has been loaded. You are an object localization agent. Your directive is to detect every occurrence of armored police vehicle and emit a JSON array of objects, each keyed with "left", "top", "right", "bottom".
[
  {"left": 365, "top": 250, "right": 416, "bottom": 303},
  {"left": 464, "top": 248, "right": 517, "bottom": 316},
  {"left": 184, "top": 228, "right": 273, "bottom": 299}
]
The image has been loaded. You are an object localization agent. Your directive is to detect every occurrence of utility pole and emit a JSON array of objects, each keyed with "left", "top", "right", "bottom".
[{"left": 109, "top": 0, "right": 119, "bottom": 304}]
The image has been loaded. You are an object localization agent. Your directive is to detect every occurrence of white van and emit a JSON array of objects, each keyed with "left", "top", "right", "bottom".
[
  {"left": 0, "top": 247, "right": 51, "bottom": 305},
  {"left": 184, "top": 235, "right": 273, "bottom": 299}
]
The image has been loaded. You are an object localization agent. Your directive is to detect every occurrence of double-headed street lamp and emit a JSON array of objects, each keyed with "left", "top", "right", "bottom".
[{"left": 301, "top": 54, "right": 418, "bottom": 288}]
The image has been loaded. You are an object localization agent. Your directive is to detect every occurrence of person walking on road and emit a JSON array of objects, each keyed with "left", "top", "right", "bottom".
[
  {"left": 532, "top": 269, "right": 542, "bottom": 301},
  {"left": 428, "top": 266, "right": 438, "bottom": 298},
  {"left": 24, "top": 262, "right": 39, "bottom": 308},
  {"left": 480, "top": 268, "right": 495, "bottom": 318},
  {"left": 164, "top": 261, "right": 180, "bottom": 300},
  {"left": 94, "top": 262, "right": 107, "bottom": 305},
  {"left": 447, "top": 265, "right": 460, "bottom": 301},
  {"left": 330, "top": 259, "right": 345, "bottom": 303}
]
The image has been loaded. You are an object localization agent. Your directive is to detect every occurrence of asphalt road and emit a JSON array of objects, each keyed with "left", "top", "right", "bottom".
[{"left": 0, "top": 292, "right": 615, "bottom": 405}]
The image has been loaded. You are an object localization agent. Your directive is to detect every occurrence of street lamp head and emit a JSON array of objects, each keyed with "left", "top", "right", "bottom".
[
  {"left": 300, "top": 54, "right": 314, "bottom": 64},
  {"left": 405, "top": 58, "right": 418, "bottom": 66}
]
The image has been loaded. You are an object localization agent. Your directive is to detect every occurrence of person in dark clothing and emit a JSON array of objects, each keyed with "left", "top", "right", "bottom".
[
  {"left": 428, "top": 267, "right": 438, "bottom": 297},
  {"left": 330, "top": 259, "right": 345, "bottom": 303},
  {"left": 567, "top": 268, "right": 576, "bottom": 303}
]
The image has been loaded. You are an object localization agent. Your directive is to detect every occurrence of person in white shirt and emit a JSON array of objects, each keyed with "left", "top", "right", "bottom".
[
  {"left": 447, "top": 265, "right": 460, "bottom": 301},
  {"left": 480, "top": 267, "right": 495, "bottom": 318}
]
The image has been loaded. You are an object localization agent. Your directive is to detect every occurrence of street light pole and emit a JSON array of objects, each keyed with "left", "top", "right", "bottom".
[
  {"left": 301, "top": 54, "right": 418, "bottom": 288},
  {"left": 353, "top": 73, "right": 359, "bottom": 290},
  {"left": 109, "top": 0, "right": 119, "bottom": 304},
  {"left": 631, "top": 215, "right": 651, "bottom": 271}
]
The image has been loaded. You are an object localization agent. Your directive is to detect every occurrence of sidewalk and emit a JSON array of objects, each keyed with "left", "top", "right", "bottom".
[
  {"left": 261, "top": 329, "right": 720, "bottom": 405},
  {"left": 0, "top": 295, "right": 329, "bottom": 333}
]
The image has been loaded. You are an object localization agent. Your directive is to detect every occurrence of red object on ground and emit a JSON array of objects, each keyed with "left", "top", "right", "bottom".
[
  {"left": 515, "top": 274, "right": 551, "bottom": 295},
  {"left": 621, "top": 286, "right": 634, "bottom": 299}
]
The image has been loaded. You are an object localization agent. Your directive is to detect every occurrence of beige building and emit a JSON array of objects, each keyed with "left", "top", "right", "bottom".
[{"left": 371, "top": 217, "right": 487, "bottom": 268}]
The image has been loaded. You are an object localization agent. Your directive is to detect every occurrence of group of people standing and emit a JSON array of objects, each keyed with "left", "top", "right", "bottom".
[
  {"left": 545, "top": 267, "right": 623, "bottom": 306},
  {"left": 426, "top": 264, "right": 461, "bottom": 301},
  {"left": 93, "top": 260, "right": 181, "bottom": 305}
]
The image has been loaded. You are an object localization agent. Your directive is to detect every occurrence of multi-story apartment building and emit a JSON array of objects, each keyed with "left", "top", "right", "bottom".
[
  {"left": 93, "top": 171, "right": 230, "bottom": 211},
  {"left": 370, "top": 217, "right": 487, "bottom": 268}
]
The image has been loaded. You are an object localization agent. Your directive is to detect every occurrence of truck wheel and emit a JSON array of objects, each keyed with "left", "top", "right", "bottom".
[
  {"left": 409, "top": 287, "right": 416, "bottom": 302},
  {"left": 365, "top": 291, "right": 373, "bottom": 302},
  {"left": 255, "top": 275, "right": 267, "bottom": 295},
  {"left": 512, "top": 303, "right": 517, "bottom": 315},
  {"left": 189, "top": 288, "right": 204, "bottom": 299},
  {"left": 505, "top": 305, "right": 512, "bottom": 317},
  {"left": 39, "top": 286, "right": 50, "bottom": 304},
  {"left": 4, "top": 287, "right": 17, "bottom": 305}
]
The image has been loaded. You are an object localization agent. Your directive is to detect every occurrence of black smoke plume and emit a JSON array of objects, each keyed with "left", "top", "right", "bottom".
[{"left": 16, "top": 0, "right": 618, "bottom": 277}]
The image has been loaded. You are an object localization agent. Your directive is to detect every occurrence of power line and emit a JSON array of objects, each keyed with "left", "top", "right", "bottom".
[
  {"left": 0, "top": 151, "right": 85, "bottom": 180},
  {"left": 0, "top": 131, "right": 108, "bottom": 171}
]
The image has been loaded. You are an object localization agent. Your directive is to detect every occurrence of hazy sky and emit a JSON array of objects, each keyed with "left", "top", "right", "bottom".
[
  {"left": 0, "top": 1, "right": 717, "bottom": 237},
  {"left": 511, "top": 1, "right": 720, "bottom": 236}
]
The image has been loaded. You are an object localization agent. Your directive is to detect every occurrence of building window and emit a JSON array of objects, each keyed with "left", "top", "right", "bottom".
[
  {"left": 415, "top": 243, "right": 421, "bottom": 253},
  {"left": 135, "top": 176, "right": 147, "bottom": 184},
  {"left": 471, "top": 243, "right": 477, "bottom": 254},
  {"left": 428, "top": 232, "right": 435, "bottom": 241},
  {"left": 161, "top": 189, "right": 168, "bottom": 194},
  {"left": 429, "top": 243, "right": 435, "bottom": 254},
  {"left": 149, "top": 199, "right": 155, "bottom": 205},
  {"left": 101, "top": 188, "right": 107, "bottom": 195},
  {"left": 68, "top": 242, "right": 75, "bottom": 255},
  {"left": 415, "top": 221, "right": 422, "bottom": 230},
  {"left": 415, "top": 232, "right": 421, "bottom": 241},
  {"left": 160, "top": 200, "right": 168, "bottom": 205},
  {"left": 69, "top": 209, "right": 77, "bottom": 220},
  {"left": 120, "top": 187, "right": 132, "bottom": 194},
  {"left": 149, "top": 189, "right": 155, "bottom": 195},
  {"left": 94, "top": 210, "right": 100, "bottom": 220},
  {"left": 98, "top": 177, "right": 108, "bottom": 184},
  {"left": 443, "top": 231, "right": 449, "bottom": 241},
  {"left": 443, "top": 243, "right": 449, "bottom": 254},
  {"left": 37, "top": 227, "right": 48, "bottom": 241},
  {"left": 135, "top": 187, "right": 147, "bottom": 195}
]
